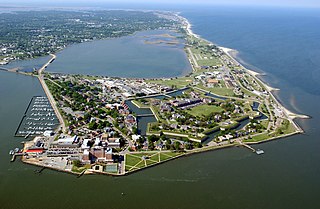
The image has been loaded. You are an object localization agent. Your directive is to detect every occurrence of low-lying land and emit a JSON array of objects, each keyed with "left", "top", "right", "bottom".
[{"left": 9, "top": 11, "right": 307, "bottom": 176}]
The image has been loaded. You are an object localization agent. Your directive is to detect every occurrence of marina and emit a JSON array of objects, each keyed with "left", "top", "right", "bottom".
[{"left": 15, "top": 96, "right": 59, "bottom": 137}]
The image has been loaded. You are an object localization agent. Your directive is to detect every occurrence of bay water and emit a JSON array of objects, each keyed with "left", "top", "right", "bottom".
[{"left": 0, "top": 6, "right": 320, "bottom": 209}]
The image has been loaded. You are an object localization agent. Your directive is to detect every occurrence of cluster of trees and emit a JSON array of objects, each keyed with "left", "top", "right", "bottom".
[
  {"left": 246, "top": 119, "right": 266, "bottom": 133},
  {"left": 134, "top": 134, "right": 202, "bottom": 151},
  {"left": 88, "top": 120, "right": 111, "bottom": 130}
]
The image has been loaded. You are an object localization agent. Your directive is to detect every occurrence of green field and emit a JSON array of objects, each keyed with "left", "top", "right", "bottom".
[
  {"left": 147, "top": 77, "right": 192, "bottom": 88},
  {"left": 247, "top": 133, "right": 270, "bottom": 142},
  {"left": 197, "top": 58, "right": 221, "bottom": 67},
  {"left": 187, "top": 104, "right": 224, "bottom": 117},
  {"left": 125, "top": 152, "right": 184, "bottom": 172},
  {"left": 71, "top": 164, "right": 91, "bottom": 173},
  {"left": 197, "top": 85, "right": 235, "bottom": 97}
]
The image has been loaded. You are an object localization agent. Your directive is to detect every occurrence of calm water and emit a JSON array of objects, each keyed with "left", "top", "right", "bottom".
[
  {"left": 1, "top": 6, "right": 320, "bottom": 209},
  {"left": 46, "top": 30, "right": 192, "bottom": 78},
  {"left": 5, "top": 55, "right": 51, "bottom": 72}
]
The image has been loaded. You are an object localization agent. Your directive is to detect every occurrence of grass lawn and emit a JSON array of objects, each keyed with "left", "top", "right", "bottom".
[
  {"left": 132, "top": 100, "right": 150, "bottom": 108},
  {"left": 125, "top": 152, "right": 184, "bottom": 172},
  {"left": 159, "top": 152, "right": 183, "bottom": 161},
  {"left": 71, "top": 164, "right": 91, "bottom": 173},
  {"left": 147, "top": 77, "right": 192, "bottom": 88},
  {"left": 187, "top": 104, "right": 224, "bottom": 117},
  {"left": 247, "top": 133, "right": 270, "bottom": 142},
  {"left": 197, "top": 57, "right": 221, "bottom": 66},
  {"left": 260, "top": 120, "right": 269, "bottom": 129},
  {"left": 125, "top": 154, "right": 143, "bottom": 168},
  {"left": 282, "top": 121, "right": 297, "bottom": 134},
  {"left": 210, "top": 87, "right": 235, "bottom": 97},
  {"left": 198, "top": 85, "right": 235, "bottom": 97},
  {"left": 145, "top": 159, "right": 158, "bottom": 166}
]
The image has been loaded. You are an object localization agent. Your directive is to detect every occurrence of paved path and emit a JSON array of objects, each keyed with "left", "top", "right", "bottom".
[
  {"left": 37, "top": 54, "right": 66, "bottom": 133},
  {"left": 187, "top": 47, "right": 199, "bottom": 69}
]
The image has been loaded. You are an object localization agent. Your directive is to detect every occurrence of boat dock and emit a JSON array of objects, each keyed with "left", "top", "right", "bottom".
[
  {"left": 15, "top": 96, "right": 59, "bottom": 137},
  {"left": 10, "top": 153, "right": 23, "bottom": 162},
  {"left": 238, "top": 141, "right": 265, "bottom": 155},
  {"left": 239, "top": 141, "right": 256, "bottom": 152}
]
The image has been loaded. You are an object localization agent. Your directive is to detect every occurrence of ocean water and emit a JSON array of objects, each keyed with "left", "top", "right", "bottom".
[{"left": 0, "top": 6, "right": 320, "bottom": 209}]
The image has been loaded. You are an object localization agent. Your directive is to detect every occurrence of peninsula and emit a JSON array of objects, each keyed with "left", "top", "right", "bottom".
[{"left": 7, "top": 10, "right": 308, "bottom": 176}]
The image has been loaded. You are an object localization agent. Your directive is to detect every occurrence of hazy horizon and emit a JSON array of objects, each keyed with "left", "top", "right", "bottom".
[{"left": 1, "top": 0, "right": 320, "bottom": 9}]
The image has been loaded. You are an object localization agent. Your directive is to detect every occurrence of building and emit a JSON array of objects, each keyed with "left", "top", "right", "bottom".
[
  {"left": 43, "top": 130, "right": 54, "bottom": 137},
  {"left": 82, "top": 149, "right": 90, "bottom": 164},
  {"left": 52, "top": 136, "right": 79, "bottom": 148},
  {"left": 207, "top": 79, "right": 219, "bottom": 87},
  {"left": 90, "top": 147, "right": 113, "bottom": 163},
  {"left": 25, "top": 148, "right": 44, "bottom": 154},
  {"left": 107, "top": 138, "right": 121, "bottom": 148}
]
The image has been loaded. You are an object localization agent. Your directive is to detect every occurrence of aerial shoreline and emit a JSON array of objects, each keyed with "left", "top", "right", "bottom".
[{"left": 7, "top": 10, "right": 309, "bottom": 176}]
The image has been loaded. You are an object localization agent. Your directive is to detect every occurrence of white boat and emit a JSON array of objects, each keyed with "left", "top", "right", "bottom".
[{"left": 256, "top": 149, "right": 264, "bottom": 155}]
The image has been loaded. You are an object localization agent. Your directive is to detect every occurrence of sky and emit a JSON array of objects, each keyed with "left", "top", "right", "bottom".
[{"left": 2, "top": 0, "right": 320, "bottom": 8}]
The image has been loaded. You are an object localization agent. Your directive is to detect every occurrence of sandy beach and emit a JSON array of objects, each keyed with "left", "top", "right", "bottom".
[
  {"left": 180, "top": 15, "right": 308, "bottom": 122},
  {"left": 218, "top": 46, "right": 308, "bottom": 120}
]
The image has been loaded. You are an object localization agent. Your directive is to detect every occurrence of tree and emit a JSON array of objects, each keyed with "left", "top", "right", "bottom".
[
  {"left": 165, "top": 139, "right": 171, "bottom": 150},
  {"left": 88, "top": 121, "right": 98, "bottom": 130},
  {"left": 148, "top": 139, "right": 155, "bottom": 150},
  {"left": 148, "top": 134, "right": 159, "bottom": 142},
  {"left": 174, "top": 141, "right": 181, "bottom": 150},
  {"left": 193, "top": 142, "right": 202, "bottom": 148},
  {"left": 73, "top": 160, "right": 81, "bottom": 167},
  {"left": 185, "top": 143, "right": 193, "bottom": 150},
  {"left": 132, "top": 127, "right": 138, "bottom": 134}
]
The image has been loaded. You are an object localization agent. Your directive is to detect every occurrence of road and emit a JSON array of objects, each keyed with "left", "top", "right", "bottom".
[
  {"left": 37, "top": 54, "right": 67, "bottom": 133},
  {"left": 187, "top": 47, "right": 199, "bottom": 69}
]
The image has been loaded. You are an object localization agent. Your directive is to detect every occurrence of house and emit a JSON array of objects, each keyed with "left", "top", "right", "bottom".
[{"left": 218, "top": 136, "right": 227, "bottom": 142}]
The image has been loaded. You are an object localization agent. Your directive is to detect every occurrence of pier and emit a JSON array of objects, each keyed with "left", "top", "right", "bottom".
[
  {"left": 10, "top": 153, "right": 23, "bottom": 162},
  {"left": 239, "top": 141, "right": 256, "bottom": 152}
]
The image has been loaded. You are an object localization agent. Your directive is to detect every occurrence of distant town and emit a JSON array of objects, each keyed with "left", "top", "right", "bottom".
[
  {"left": 5, "top": 10, "right": 307, "bottom": 176},
  {"left": 0, "top": 10, "right": 179, "bottom": 65}
]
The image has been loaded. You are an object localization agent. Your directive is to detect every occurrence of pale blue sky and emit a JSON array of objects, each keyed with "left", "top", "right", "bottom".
[{"left": 2, "top": 0, "right": 320, "bottom": 8}]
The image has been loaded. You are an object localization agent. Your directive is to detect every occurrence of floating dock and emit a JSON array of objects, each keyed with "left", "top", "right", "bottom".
[{"left": 15, "top": 96, "right": 59, "bottom": 137}]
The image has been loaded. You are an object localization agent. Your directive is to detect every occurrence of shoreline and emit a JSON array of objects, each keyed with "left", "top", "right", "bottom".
[
  {"left": 16, "top": 11, "right": 309, "bottom": 176},
  {"left": 218, "top": 46, "right": 309, "bottom": 120}
]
